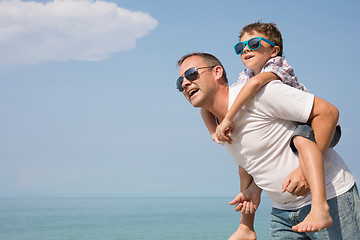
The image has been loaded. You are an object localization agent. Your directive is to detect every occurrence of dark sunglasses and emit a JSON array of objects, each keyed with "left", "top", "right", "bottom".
[
  {"left": 234, "top": 37, "right": 276, "bottom": 55},
  {"left": 176, "top": 66, "right": 216, "bottom": 92}
]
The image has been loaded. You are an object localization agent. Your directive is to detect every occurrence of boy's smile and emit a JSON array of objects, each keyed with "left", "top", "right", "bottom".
[{"left": 240, "top": 32, "right": 279, "bottom": 75}]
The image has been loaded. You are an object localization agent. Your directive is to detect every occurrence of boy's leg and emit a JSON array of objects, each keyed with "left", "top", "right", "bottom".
[
  {"left": 228, "top": 213, "right": 256, "bottom": 240},
  {"left": 305, "top": 184, "right": 360, "bottom": 239},
  {"left": 290, "top": 124, "right": 341, "bottom": 152},
  {"left": 290, "top": 124, "right": 332, "bottom": 232}
]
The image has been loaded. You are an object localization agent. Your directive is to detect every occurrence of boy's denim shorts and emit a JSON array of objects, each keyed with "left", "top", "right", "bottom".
[{"left": 290, "top": 124, "right": 341, "bottom": 154}]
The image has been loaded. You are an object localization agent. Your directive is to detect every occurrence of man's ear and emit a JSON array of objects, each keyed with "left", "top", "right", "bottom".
[
  {"left": 271, "top": 46, "right": 281, "bottom": 57},
  {"left": 214, "top": 65, "right": 224, "bottom": 81}
]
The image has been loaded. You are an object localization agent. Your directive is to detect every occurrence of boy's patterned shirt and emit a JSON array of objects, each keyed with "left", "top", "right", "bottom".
[{"left": 236, "top": 56, "right": 308, "bottom": 92}]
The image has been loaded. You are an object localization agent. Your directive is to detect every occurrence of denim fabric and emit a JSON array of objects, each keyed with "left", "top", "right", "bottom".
[
  {"left": 290, "top": 124, "right": 316, "bottom": 154},
  {"left": 290, "top": 124, "right": 341, "bottom": 154},
  {"left": 329, "top": 125, "right": 341, "bottom": 148},
  {"left": 270, "top": 184, "right": 360, "bottom": 240}
]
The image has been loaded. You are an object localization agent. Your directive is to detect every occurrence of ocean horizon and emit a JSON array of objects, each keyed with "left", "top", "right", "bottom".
[{"left": 0, "top": 196, "right": 272, "bottom": 240}]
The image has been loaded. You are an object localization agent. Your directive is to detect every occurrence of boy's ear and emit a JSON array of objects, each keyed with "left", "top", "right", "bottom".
[{"left": 271, "top": 46, "right": 281, "bottom": 57}]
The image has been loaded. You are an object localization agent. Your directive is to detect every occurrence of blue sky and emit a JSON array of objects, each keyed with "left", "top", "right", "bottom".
[{"left": 0, "top": 0, "right": 359, "bottom": 198}]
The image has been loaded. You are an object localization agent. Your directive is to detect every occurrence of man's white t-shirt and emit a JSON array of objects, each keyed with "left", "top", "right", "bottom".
[{"left": 224, "top": 80, "right": 355, "bottom": 210}]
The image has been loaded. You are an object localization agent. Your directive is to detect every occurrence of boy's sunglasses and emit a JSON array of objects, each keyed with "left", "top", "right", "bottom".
[
  {"left": 234, "top": 37, "right": 276, "bottom": 55},
  {"left": 176, "top": 66, "right": 216, "bottom": 92}
]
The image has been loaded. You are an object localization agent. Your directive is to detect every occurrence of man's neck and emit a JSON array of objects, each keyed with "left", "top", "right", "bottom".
[{"left": 206, "top": 85, "right": 229, "bottom": 123}]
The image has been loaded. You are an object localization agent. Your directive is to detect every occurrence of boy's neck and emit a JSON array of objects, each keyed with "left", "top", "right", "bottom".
[{"left": 249, "top": 56, "right": 276, "bottom": 75}]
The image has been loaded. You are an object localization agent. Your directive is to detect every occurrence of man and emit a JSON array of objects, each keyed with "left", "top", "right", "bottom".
[{"left": 176, "top": 52, "right": 360, "bottom": 239}]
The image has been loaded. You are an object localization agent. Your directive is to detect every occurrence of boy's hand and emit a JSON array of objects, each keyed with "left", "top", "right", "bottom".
[
  {"left": 216, "top": 118, "right": 234, "bottom": 144},
  {"left": 211, "top": 133, "right": 220, "bottom": 144}
]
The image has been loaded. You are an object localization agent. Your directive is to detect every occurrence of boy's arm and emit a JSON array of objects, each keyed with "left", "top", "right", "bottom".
[
  {"left": 216, "top": 72, "right": 280, "bottom": 142},
  {"left": 225, "top": 72, "right": 280, "bottom": 121},
  {"left": 200, "top": 108, "right": 219, "bottom": 143}
]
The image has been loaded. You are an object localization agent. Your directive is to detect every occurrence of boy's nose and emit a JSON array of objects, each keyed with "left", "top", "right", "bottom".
[{"left": 242, "top": 44, "right": 251, "bottom": 53}]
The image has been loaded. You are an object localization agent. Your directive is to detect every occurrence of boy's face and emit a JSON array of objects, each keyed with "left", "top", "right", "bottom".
[{"left": 240, "top": 31, "right": 278, "bottom": 75}]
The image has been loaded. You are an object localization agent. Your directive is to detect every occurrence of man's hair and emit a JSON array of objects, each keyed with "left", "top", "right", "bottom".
[
  {"left": 177, "top": 52, "right": 228, "bottom": 83},
  {"left": 239, "top": 21, "right": 283, "bottom": 57}
]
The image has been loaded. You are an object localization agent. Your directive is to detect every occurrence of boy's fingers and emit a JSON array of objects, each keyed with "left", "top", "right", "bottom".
[{"left": 235, "top": 203, "right": 243, "bottom": 212}]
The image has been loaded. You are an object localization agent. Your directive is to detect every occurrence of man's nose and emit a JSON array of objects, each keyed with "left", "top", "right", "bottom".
[{"left": 182, "top": 78, "right": 192, "bottom": 91}]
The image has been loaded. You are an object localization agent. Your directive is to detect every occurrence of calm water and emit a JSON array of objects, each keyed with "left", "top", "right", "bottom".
[{"left": 0, "top": 197, "right": 272, "bottom": 240}]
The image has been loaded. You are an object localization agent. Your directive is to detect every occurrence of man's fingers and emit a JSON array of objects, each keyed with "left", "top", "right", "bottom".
[
  {"left": 282, "top": 178, "right": 290, "bottom": 193},
  {"left": 229, "top": 198, "right": 239, "bottom": 205},
  {"left": 285, "top": 180, "right": 297, "bottom": 193},
  {"left": 292, "top": 184, "right": 310, "bottom": 196},
  {"left": 229, "top": 194, "right": 242, "bottom": 205}
]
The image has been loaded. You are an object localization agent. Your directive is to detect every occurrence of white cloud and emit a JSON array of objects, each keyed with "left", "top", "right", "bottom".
[{"left": 0, "top": 0, "right": 158, "bottom": 64}]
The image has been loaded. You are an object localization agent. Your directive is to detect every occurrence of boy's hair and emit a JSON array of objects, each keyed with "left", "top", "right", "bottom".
[
  {"left": 239, "top": 22, "right": 283, "bottom": 57},
  {"left": 177, "top": 52, "right": 228, "bottom": 83}
]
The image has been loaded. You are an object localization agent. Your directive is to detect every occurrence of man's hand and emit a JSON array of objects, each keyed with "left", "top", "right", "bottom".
[
  {"left": 229, "top": 181, "right": 262, "bottom": 214},
  {"left": 282, "top": 167, "right": 310, "bottom": 196}
]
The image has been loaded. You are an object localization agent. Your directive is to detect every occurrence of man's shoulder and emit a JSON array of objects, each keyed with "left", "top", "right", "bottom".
[
  {"left": 256, "top": 80, "right": 285, "bottom": 95},
  {"left": 253, "top": 80, "right": 313, "bottom": 108},
  {"left": 259, "top": 80, "right": 297, "bottom": 93}
]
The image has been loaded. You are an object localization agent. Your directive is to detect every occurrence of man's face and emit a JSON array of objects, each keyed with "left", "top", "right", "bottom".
[{"left": 178, "top": 56, "right": 215, "bottom": 108}]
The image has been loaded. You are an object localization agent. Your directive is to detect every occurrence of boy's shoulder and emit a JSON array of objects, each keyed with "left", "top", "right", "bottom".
[{"left": 264, "top": 56, "right": 288, "bottom": 67}]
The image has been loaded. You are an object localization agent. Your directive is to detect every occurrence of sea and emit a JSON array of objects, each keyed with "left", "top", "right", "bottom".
[{"left": 0, "top": 197, "right": 272, "bottom": 240}]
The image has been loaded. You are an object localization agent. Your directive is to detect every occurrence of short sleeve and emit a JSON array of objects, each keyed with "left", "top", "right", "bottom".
[
  {"left": 253, "top": 80, "right": 314, "bottom": 123},
  {"left": 261, "top": 57, "right": 308, "bottom": 92}
]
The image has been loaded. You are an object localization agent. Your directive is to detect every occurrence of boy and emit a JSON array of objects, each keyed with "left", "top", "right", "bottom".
[{"left": 201, "top": 22, "right": 340, "bottom": 233}]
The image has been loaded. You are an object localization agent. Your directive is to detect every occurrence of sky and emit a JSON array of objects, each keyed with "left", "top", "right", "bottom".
[{"left": 0, "top": 0, "right": 359, "bottom": 198}]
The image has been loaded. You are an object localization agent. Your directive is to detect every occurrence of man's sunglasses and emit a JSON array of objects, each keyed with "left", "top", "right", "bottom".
[
  {"left": 176, "top": 66, "right": 216, "bottom": 92},
  {"left": 234, "top": 37, "right": 276, "bottom": 55}
]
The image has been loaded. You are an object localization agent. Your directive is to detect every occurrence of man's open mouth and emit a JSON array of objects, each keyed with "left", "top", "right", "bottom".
[{"left": 189, "top": 89, "right": 199, "bottom": 97}]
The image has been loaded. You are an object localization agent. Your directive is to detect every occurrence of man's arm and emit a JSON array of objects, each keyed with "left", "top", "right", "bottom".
[
  {"left": 228, "top": 166, "right": 259, "bottom": 239},
  {"left": 200, "top": 108, "right": 220, "bottom": 143},
  {"left": 239, "top": 165, "right": 253, "bottom": 191}
]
